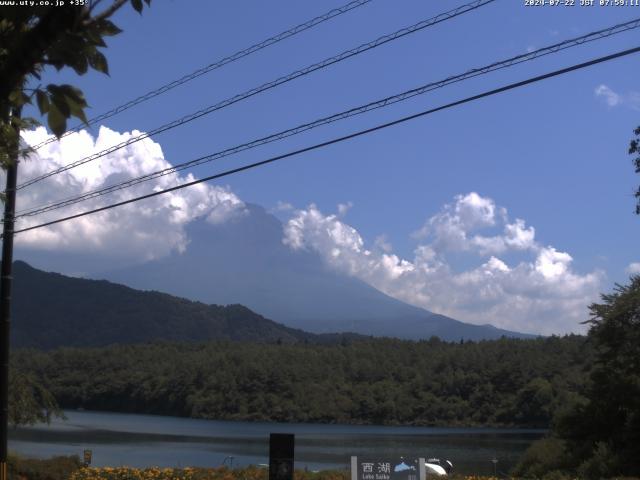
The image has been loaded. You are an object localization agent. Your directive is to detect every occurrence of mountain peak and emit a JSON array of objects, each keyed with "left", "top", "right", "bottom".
[{"left": 102, "top": 207, "right": 533, "bottom": 341}]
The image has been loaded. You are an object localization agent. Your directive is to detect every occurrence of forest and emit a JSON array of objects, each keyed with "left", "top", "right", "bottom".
[
  {"left": 13, "top": 335, "right": 590, "bottom": 428},
  {"left": 8, "top": 276, "right": 640, "bottom": 478}
]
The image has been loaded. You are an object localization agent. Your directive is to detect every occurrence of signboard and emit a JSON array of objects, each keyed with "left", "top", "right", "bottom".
[
  {"left": 269, "top": 433, "right": 294, "bottom": 480},
  {"left": 351, "top": 457, "right": 426, "bottom": 480}
]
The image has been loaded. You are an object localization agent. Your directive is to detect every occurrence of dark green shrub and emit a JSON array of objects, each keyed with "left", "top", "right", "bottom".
[
  {"left": 511, "top": 437, "right": 570, "bottom": 478},
  {"left": 7, "top": 453, "right": 81, "bottom": 480},
  {"left": 577, "top": 442, "right": 620, "bottom": 480}
]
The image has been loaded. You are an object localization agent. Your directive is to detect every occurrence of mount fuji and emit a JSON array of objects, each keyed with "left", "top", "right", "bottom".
[{"left": 100, "top": 204, "right": 532, "bottom": 341}]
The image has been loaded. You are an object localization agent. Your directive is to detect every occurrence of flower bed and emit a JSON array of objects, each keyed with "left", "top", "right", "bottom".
[{"left": 70, "top": 466, "right": 350, "bottom": 480}]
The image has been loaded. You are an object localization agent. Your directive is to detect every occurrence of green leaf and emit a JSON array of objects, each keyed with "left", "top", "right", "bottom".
[
  {"left": 9, "top": 91, "right": 31, "bottom": 107},
  {"left": 65, "top": 96, "right": 89, "bottom": 126},
  {"left": 57, "top": 85, "right": 87, "bottom": 107},
  {"left": 85, "top": 25, "right": 107, "bottom": 47},
  {"left": 71, "top": 54, "right": 88, "bottom": 75},
  {"left": 46, "top": 85, "right": 88, "bottom": 127},
  {"left": 50, "top": 60, "right": 65, "bottom": 71},
  {"left": 18, "top": 117, "right": 40, "bottom": 130},
  {"left": 8, "top": 89, "right": 30, "bottom": 107},
  {"left": 35, "top": 89, "right": 50, "bottom": 114},
  {"left": 46, "top": 84, "right": 61, "bottom": 95},
  {"left": 49, "top": 93, "right": 71, "bottom": 119},
  {"left": 88, "top": 50, "right": 109, "bottom": 75},
  {"left": 47, "top": 34, "right": 83, "bottom": 71},
  {"left": 97, "top": 19, "right": 123, "bottom": 36},
  {"left": 131, "top": 0, "right": 143, "bottom": 13},
  {"left": 47, "top": 104, "right": 67, "bottom": 138}
]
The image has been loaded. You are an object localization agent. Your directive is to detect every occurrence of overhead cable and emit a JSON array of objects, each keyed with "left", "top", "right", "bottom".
[
  {"left": 15, "top": 0, "right": 497, "bottom": 191},
  {"left": 16, "top": 17, "right": 640, "bottom": 218},
  {"left": 26, "top": 0, "right": 375, "bottom": 152},
  {"left": 10, "top": 45, "right": 640, "bottom": 236}
]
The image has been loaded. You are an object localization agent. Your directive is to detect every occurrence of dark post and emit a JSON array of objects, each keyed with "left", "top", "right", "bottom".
[
  {"left": 83, "top": 449, "right": 92, "bottom": 467},
  {"left": 269, "top": 433, "right": 294, "bottom": 480},
  {"left": 0, "top": 107, "right": 20, "bottom": 480}
]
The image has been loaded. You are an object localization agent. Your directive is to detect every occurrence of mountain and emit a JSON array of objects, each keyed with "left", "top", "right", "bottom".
[
  {"left": 10, "top": 260, "right": 349, "bottom": 349},
  {"left": 102, "top": 204, "right": 533, "bottom": 341}
]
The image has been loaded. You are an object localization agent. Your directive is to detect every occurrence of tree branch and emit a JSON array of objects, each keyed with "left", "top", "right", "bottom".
[
  {"left": 0, "top": 9, "right": 74, "bottom": 104},
  {"left": 89, "top": 0, "right": 107, "bottom": 14},
  {"left": 84, "top": 0, "right": 128, "bottom": 26}
]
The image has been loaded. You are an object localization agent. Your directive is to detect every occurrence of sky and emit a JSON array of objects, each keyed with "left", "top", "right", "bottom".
[{"left": 9, "top": 0, "right": 640, "bottom": 335}]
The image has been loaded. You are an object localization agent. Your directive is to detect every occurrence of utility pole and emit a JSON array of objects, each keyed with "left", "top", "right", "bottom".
[{"left": 0, "top": 106, "right": 21, "bottom": 480}]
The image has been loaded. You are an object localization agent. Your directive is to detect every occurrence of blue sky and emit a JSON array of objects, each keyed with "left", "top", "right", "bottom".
[{"left": 13, "top": 0, "right": 640, "bottom": 334}]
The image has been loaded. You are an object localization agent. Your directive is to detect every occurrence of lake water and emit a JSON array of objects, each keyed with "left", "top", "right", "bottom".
[{"left": 8, "top": 410, "right": 545, "bottom": 475}]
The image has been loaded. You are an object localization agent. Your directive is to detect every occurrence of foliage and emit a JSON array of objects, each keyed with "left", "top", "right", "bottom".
[
  {"left": 629, "top": 126, "right": 640, "bottom": 214},
  {"left": 71, "top": 465, "right": 243, "bottom": 480},
  {"left": 69, "top": 467, "right": 506, "bottom": 480},
  {"left": 14, "top": 335, "right": 591, "bottom": 428},
  {"left": 511, "top": 437, "right": 571, "bottom": 479},
  {"left": 565, "top": 276, "right": 640, "bottom": 477},
  {"left": 0, "top": 0, "right": 151, "bottom": 168},
  {"left": 8, "top": 362, "right": 63, "bottom": 427},
  {"left": 576, "top": 441, "right": 620, "bottom": 480},
  {"left": 515, "top": 276, "right": 640, "bottom": 478},
  {"left": 7, "top": 453, "right": 81, "bottom": 480}
]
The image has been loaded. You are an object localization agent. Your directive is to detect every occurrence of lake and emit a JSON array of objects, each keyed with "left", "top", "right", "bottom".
[{"left": 8, "top": 410, "right": 545, "bottom": 475}]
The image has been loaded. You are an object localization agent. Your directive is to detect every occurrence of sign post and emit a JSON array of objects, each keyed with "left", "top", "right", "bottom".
[
  {"left": 351, "top": 457, "right": 426, "bottom": 480},
  {"left": 269, "top": 433, "right": 294, "bottom": 480},
  {"left": 83, "top": 449, "right": 92, "bottom": 467}
]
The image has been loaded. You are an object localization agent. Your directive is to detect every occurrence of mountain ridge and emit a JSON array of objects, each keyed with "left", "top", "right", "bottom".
[
  {"left": 10, "top": 260, "right": 364, "bottom": 349},
  {"left": 101, "top": 204, "right": 534, "bottom": 341}
]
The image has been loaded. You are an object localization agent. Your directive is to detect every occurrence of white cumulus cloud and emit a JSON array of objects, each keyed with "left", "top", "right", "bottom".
[
  {"left": 11, "top": 126, "right": 245, "bottom": 262},
  {"left": 413, "top": 192, "right": 535, "bottom": 255},
  {"left": 627, "top": 262, "right": 640, "bottom": 275},
  {"left": 595, "top": 84, "right": 640, "bottom": 110},
  {"left": 283, "top": 194, "right": 602, "bottom": 335}
]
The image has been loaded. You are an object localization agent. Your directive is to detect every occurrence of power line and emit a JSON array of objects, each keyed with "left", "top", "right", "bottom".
[
  {"left": 15, "top": 0, "right": 496, "bottom": 191},
  {"left": 26, "top": 0, "right": 374, "bottom": 152},
  {"left": 15, "top": 17, "right": 640, "bottom": 219},
  {"left": 10, "top": 45, "right": 640, "bottom": 237}
]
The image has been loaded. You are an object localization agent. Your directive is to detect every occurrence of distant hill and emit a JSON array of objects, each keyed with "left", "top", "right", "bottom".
[
  {"left": 10, "top": 261, "right": 351, "bottom": 349},
  {"left": 102, "top": 204, "right": 534, "bottom": 341}
]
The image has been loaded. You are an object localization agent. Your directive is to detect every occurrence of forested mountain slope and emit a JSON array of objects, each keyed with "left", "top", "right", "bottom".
[{"left": 10, "top": 261, "right": 329, "bottom": 348}]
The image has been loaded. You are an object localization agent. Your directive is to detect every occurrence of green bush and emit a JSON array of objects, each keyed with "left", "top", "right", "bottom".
[
  {"left": 511, "top": 437, "right": 570, "bottom": 478},
  {"left": 7, "top": 453, "right": 82, "bottom": 480},
  {"left": 577, "top": 442, "right": 620, "bottom": 480}
]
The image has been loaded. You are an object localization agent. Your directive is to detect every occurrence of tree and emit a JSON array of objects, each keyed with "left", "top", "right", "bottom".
[
  {"left": 629, "top": 126, "right": 640, "bottom": 214},
  {"left": 8, "top": 365, "right": 62, "bottom": 428},
  {"left": 516, "top": 276, "right": 640, "bottom": 478},
  {"left": 1, "top": 0, "right": 151, "bottom": 152},
  {"left": 0, "top": 2, "right": 151, "bottom": 477},
  {"left": 572, "top": 276, "right": 640, "bottom": 476}
]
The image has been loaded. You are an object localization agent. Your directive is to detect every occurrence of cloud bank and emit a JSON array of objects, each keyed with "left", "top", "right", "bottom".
[
  {"left": 9, "top": 129, "right": 605, "bottom": 334},
  {"left": 13, "top": 127, "right": 245, "bottom": 262},
  {"left": 283, "top": 193, "right": 603, "bottom": 335}
]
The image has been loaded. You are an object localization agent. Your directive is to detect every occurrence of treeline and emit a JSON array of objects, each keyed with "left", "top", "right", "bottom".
[{"left": 14, "top": 335, "right": 591, "bottom": 428}]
